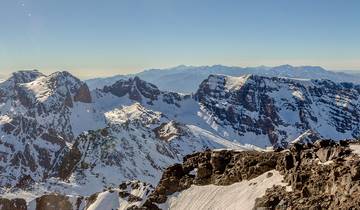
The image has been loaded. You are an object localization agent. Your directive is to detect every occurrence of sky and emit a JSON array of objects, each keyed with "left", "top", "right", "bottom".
[{"left": 0, "top": 0, "right": 359, "bottom": 78}]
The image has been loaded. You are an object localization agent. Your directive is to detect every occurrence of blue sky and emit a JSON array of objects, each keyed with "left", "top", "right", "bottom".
[{"left": 0, "top": 0, "right": 359, "bottom": 78}]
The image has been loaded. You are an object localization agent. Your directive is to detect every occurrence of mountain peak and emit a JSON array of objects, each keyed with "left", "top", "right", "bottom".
[
  {"left": 274, "top": 64, "right": 293, "bottom": 69},
  {"left": 18, "top": 70, "right": 91, "bottom": 105},
  {"left": 10, "top": 70, "right": 45, "bottom": 84},
  {"left": 105, "top": 103, "right": 163, "bottom": 125},
  {"left": 271, "top": 65, "right": 326, "bottom": 72},
  {"left": 202, "top": 74, "right": 253, "bottom": 92},
  {"left": 47, "top": 71, "right": 82, "bottom": 85},
  {"left": 103, "top": 77, "right": 161, "bottom": 102}
]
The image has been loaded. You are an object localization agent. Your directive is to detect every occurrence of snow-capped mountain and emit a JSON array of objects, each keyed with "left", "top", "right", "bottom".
[
  {"left": 0, "top": 71, "right": 247, "bottom": 198},
  {"left": 86, "top": 64, "right": 360, "bottom": 93},
  {"left": 0, "top": 70, "right": 105, "bottom": 188},
  {"left": 53, "top": 103, "right": 246, "bottom": 193},
  {"left": 3, "top": 69, "right": 360, "bottom": 204},
  {"left": 195, "top": 74, "right": 360, "bottom": 147},
  {"left": 92, "top": 74, "right": 360, "bottom": 148}
]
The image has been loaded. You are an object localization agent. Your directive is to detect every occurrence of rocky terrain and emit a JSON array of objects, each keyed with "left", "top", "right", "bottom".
[{"left": 142, "top": 140, "right": 360, "bottom": 209}]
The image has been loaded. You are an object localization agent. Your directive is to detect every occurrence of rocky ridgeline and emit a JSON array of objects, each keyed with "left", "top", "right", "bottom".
[
  {"left": 102, "top": 76, "right": 185, "bottom": 107},
  {"left": 195, "top": 74, "right": 360, "bottom": 147},
  {"left": 141, "top": 140, "right": 360, "bottom": 209}
]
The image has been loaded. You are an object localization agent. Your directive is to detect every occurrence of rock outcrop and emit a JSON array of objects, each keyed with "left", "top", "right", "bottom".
[{"left": 141, "top": 140, "right": 360, "bottom": 209}]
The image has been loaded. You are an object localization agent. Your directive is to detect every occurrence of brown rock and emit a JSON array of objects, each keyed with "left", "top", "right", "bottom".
[
  {"left": 73, "top": 84, "right": 92, "bottom": 103},
  {"left": 0, "top": 198, "right": 27, "bottom": 210},
  {"left": 36, "top": 194, "right": 73, "bottom": 210},
  {"left": 196, "top": 162, "right": 212, "bottom": 179}
]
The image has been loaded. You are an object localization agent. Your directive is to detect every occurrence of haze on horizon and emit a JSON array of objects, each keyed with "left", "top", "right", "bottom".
[{"left": 1, "top": 0, "right": 359, "bottom": 78}]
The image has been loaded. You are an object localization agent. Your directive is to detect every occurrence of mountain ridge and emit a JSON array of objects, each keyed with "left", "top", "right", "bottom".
[{"left": 2, "top": 69, "right": 360, "bottom": 208}]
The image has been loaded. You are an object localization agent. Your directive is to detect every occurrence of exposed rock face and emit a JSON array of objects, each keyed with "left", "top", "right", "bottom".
[
  {"left": 56, "top": 145, "right": 82, "bottom": 180},
  {"left": 141, "top": 140, "right": 360, "bottom": 209},
  {"left": 103, "top": 76, "right": 161, "bottom": 103},
  {"left": 74, "top": 84, "right": 92, "bottom": 103},
  {"left": 35, "top": 194, "right": 74, "bottom": 210},
  {"left": 102, "top": 76, "right": 184, "bottom": 106},
  {"left": 195, "top": 74, "right": 360, "bottom": 147},
  {"left": 153, "top": 121, "right": 187, "bottom": 142},
  {"left": 253, "top": 141, "right": 360, "bottom": 209},
  {"left": 0, "top": 198, "right": 27, "bottom": 210}
]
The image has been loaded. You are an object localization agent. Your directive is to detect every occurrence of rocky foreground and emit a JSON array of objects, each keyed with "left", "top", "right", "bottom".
[
  {"left": 3, "top": 140, "right": 360, "bottom": 209},
  {"left": 144, "top": 139, "right": 360, "bottom": 209}
]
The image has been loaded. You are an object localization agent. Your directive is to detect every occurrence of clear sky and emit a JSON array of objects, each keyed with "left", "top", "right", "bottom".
[{"left": 0, "top": 0, "right": 359, "bottom": 78}]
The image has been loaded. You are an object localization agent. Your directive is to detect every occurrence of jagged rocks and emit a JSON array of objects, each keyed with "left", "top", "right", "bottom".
[
  {"left": 350, "top": 162, "right": 360, "bottom": 180},
  {"left": 254, "top": 140, "right": 360, "bottom": 209},
  {"left": 283, "top": 153, "right": 294, "bottom": 170}
]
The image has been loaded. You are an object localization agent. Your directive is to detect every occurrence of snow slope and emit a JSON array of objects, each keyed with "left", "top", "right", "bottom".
[
  {"left": 350, "top": 144, "right": 360, "bottom": 156},
  {"left": 162, "top": 170, "right": 286, "bottom": 210},
  {"left": 86, "top": 181, "right": 151, "bottom": 210}
]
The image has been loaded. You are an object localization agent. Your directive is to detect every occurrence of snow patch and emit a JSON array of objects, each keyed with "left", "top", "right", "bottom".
[
  {"left": 225, "top": 75, "right": 250, "bottom": 90},
  {"left": 163, "top": 170, "right": 286, "bottom": 210},
  {"left": 350, "top": 144, "right": 360, "bottom": 156},
  {"left": 0, "top": 115, "right": 11, "bottom": 125}
]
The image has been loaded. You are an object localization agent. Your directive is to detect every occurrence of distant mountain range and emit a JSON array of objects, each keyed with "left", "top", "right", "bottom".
[{"left": 86, "top": 65, "right": 360, "bottom": 93}]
